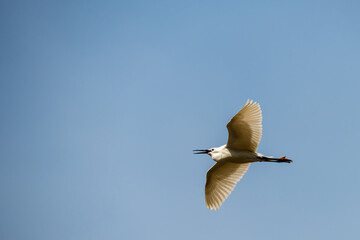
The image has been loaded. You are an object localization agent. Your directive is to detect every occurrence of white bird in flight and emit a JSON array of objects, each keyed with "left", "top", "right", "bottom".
[{"left": 194, "top": 100, "right": 292, "bottom": 210}]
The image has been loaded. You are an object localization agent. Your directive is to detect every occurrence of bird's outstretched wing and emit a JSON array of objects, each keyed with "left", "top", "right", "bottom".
[
  {"left": 205, "top": 161, "right": 250, "bottom": 210},
  {"left": 226, "top": 99, "right": 262, "bottom": 152}
]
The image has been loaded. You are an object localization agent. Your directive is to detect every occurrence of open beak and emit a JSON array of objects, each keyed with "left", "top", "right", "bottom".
[{"left": 193, "top": 149, "right": 210, "bottom": 154}]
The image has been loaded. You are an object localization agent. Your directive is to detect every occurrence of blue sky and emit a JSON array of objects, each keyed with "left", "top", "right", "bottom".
[{"left": 1, "top": 1, "right": 360, "bottom": 239}]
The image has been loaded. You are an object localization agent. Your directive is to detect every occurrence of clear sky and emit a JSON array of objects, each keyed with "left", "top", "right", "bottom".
[{"left": 1, "top": 1, "right": 360, "bottom": 239}]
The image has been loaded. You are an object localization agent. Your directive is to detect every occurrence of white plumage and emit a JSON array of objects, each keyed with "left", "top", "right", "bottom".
[{"left": 194, "top": 100, "right": 292, "bottom": 210}]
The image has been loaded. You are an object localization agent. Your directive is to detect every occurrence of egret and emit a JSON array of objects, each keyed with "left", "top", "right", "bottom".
[{"left": 194, "top": 100, "right": 292, "bottom": 210}]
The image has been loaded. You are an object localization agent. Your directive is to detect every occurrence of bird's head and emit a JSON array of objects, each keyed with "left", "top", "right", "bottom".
[{"left": 193, "top": 147, "right": 222, "bottom": 161}]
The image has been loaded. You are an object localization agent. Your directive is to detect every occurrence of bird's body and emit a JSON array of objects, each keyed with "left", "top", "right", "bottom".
[
  {"left": 194, "top": 100, "right": 292, "bottom": 210},
  {"left": 206, "top": 144, "right": 260, "bottom": 163}
]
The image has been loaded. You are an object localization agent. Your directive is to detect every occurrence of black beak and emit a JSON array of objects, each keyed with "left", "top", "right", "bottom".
[{"left": 193, "top": 149, "right": 210, "bottom": 154}]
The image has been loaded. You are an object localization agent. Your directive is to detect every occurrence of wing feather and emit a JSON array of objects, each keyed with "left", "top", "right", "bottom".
[
  {"left": 205, "top": 161, "right": 251, "bottom": 210},
  {"left": 226, "top": 99, "right": 262, "bottom": 152}
]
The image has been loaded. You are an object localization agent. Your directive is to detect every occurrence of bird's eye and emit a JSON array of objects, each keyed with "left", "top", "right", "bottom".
[{"left": 211, "top": 149, "right": 214, "bottom": 151}]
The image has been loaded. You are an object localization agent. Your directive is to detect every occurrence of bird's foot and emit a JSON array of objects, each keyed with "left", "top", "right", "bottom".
[{"left": 278, "top": 156, "right": 292, "bottom": 163}]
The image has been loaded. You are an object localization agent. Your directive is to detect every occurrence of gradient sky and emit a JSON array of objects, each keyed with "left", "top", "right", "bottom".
[{"left": 1, "top": 1, "right": 360, "bottom": 239}]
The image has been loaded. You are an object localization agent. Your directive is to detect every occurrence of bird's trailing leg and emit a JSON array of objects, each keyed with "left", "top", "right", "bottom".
[
  {"left": 259, "top": 156, "right": 292, "bottom": 163},
  {"left": 276, "top": 156, "right": 293, "bottom": 163}
]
